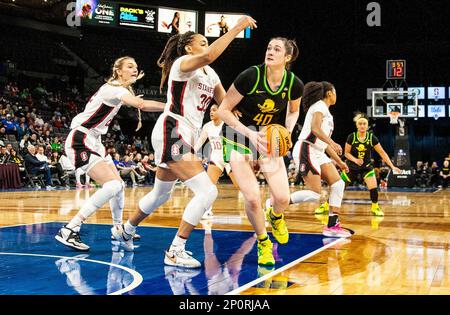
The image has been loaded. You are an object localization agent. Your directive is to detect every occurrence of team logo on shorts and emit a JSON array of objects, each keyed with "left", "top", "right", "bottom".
[
  {"left": 171, "top": 144, "right": 180, "bottom": 157},
  {"left": 80, "top": 151, "right": 88, "bottom": 162},
  {"left": 300, "top": 163, "right": 306, "bottom": 172}
]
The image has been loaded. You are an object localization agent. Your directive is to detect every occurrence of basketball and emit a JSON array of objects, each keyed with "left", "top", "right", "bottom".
[{"left": 261, "top": 124, "right": 292, "bottom": 157}]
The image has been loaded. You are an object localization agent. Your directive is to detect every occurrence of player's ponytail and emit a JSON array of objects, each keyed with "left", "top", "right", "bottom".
[
  {"left": 270, "top": 37, "right": 299, "bottom": 70},
  {"left": 302, "top": 81, "right": 324, "bottom": 112},
  {"left": 157, "top": 31, "right": 196, "bottom": 93},
  {"left": 302, "top": 81, "right": 335, "bottom": 112}
]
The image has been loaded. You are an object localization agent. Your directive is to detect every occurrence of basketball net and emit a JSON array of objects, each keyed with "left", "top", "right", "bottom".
[{"left": 389, "top": 111, "right": 400, "bottom": 124}]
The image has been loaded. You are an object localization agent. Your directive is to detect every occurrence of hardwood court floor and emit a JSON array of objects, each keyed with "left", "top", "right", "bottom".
[{"left": 1, "top": 184, "right": 449, "bottom": 295}]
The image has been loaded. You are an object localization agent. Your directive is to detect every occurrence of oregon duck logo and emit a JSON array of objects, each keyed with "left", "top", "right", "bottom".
[
  {"left": 357, "top": 144, "right": 366, "bottom": 152},
  {"left": 258, "top": 99, "right": 279, "bottom": 114}
]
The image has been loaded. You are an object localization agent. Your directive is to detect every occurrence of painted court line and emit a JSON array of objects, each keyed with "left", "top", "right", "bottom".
[
  {"left": 0, "top": 252, "right": 143, "bottom": 295},
  {"left": 225, "top": 237, "right": 347, "bottom": 295}
]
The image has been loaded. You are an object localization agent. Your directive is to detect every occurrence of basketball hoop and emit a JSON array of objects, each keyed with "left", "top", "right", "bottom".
[{"left": 389, "top": 111, "right": 400, "bottom": 124}]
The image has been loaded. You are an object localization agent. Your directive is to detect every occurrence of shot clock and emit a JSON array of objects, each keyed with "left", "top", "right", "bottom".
[{"left": 386, "top": 60, "right": 406, "bottom": 80}]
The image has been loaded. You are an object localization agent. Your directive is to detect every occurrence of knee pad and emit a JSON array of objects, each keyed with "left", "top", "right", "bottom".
[
  {"left": 139, "top": 178, "right": 176, "bottom": 215},
  {"left": 329, "top": 179, "right": 345, "bottom": 208},
  {"left": 182, "top": 172, "right": 218, "bottom": 226},
  {"left": 102, "top": 179, "right": 123, "bottom": 199}
]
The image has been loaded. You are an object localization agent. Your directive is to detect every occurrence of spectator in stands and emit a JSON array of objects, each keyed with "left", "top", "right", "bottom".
[
  {"left": 9, "top": 148, "right": 24, "bottom": 168},
  {"left": 19, "top": 134, "right": 32, "bottom": 153},
  {"left": 35, "top": 145, "right": 49, "bottom": 163},
  {"left": 24, "top": 144, "right": 54, "bottom": 190},
  {"left": 51, "top": 136, "right": 62, "bottom": 153},
  {"left": 41, "top": 130, "right": 52, "bottom": 146},
  {"left": 113, "top": 153, "right": 143, "bottom": 187},
  {"left": 17, "top": 117, "right": 29, "bottom": 138},
  {"left": 0, "top": 145, "right": 11, "bottom": 164},
  {"left": 414, "top": 161, "right": 426, "bottom": 187},
  {"left": 440, "top": 160, "right": 450, "bottom": 189},
  {"left": 0, "top": 127, "right": 7, "bottom": 143},
  {"left": 60, "top": 116, "right": 69, "bottom": 129},
  {"left": 53, "top": 116, "right": 63, "bottom": 129},
  {"left": 141, "top": 154, "right": 157, "bottom": 185},
  {"left": 50, "top": 150, "right": 69, "bottom": 187},
  {"left": 28, "top": 133, "right": 39, "bottom": 147},
  {"left": 2, "top": 114, "right": 17, "bottom": 134},
  {"left": 34, "top": 115, "right": 44, "bottom": 128},
  {"left": 5, "top": 143, "right": 13, "bottom": 154},
  {"left": 429, "top": 161, "right": 441, "bottom": 188},
  {"left": 133, "top": 153, "right": 147, "bottom": 177},
  {"left": 135, "top": 136, "right": 142, "bottom": 150},
  {"left": 111, "top": 119, "right": 124, "bottom": 140}
]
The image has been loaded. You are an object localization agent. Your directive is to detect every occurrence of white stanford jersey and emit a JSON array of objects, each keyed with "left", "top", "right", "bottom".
[
  {"left": 195, "top": 120, "right": 224, "bottom": 155},
  {"left": 70, "top": 82, "right": 131, "bottom": 135},
  {"left": 298, "top": 100, "right": 334, "bottom": 151},
  {"left": 165, "top": 55, "right": 221, "bottom": 130}
]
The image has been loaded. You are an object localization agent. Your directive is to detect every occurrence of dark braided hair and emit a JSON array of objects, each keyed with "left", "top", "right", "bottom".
[
  {"left": 302, "top": 81, "right": 335, "bottom": 112},
  {"left": 157, "top": 31, "right": 196, "bottom": 92},
  {"left": 269, "top": 37, "right": 299, "bottom": 70}
]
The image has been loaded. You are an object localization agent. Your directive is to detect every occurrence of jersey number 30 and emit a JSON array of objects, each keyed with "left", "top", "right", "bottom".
[{"left": 197, "top": 94, "right": 213, "bottom": 112}]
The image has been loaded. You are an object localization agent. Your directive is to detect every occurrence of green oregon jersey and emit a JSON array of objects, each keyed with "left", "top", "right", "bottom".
[
  {"left": 346, "top": 131, "right": 379, "bottom": 170},
  {"left": 233, "top": 64, "right": 303, "bottom": 129}
]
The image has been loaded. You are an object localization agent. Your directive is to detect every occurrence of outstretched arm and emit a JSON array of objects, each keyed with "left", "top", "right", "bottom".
[
  {"left": 180, "top": 16, "right": 257, "bottom": 73},
  {"left": 374, "top": 143, "right": 401, "bottom": 173},
  {"left": 121, "top": 94, "right": 165, "bottom": 112}
]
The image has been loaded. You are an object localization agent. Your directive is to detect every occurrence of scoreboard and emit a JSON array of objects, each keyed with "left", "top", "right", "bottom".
[{"left": 386, "top": 59, "right": 406, "bottom": 80}]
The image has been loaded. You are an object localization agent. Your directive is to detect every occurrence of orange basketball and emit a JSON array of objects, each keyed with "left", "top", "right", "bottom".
[{"left": 261, "top": 124, "right": 292, "bottom": 157}]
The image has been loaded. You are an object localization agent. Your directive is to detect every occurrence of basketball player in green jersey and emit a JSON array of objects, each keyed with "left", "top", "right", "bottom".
[
  {"left": 316, "top": 113, "right": 401, "bottom": 216},
  {"left": 218, "top": 37, "right": 304, "bottom": 266}
]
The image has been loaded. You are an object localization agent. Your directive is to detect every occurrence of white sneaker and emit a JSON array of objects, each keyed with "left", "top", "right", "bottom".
[
  {"left": 201, "top": 209, "right": 214, "bottom": 220},
  {"left": 111, "top": 232, "right": 141, "bottom": 241},
  {"left": 164, "top": 247, "right": 201, "bottom": 268},
  {"left": 111, "top": 224, "right": 134, "bottom": 251},
  {"left": 55, "top": 225, "right": 90, "bottom": 251}
]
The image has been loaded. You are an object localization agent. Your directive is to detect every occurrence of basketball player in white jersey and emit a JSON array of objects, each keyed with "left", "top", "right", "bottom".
[
  {"left": 291, "top": 81, "right": 351, "bottom": 238},
  {"left": 55, "top": 56, "right": 165, "bottom": 251},
  {"left": 194, "top": 104, "right": 238, "bottom": 219},
  {"left": 112, "top": 16, "right": 257, "bottom": 268}
]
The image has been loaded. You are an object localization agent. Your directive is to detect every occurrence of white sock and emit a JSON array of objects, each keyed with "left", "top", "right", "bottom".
[
  {"left": 171, "top": 235, "right": 187, "bottom": 249},
  {"left": 290, "top": 190, "right": 321, "bottom": 204},
  {"left": 124, "top": 221, "right": 136, "bottom": 235}
]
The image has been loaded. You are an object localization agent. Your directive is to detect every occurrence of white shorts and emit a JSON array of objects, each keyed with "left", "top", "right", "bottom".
[
  {"left": 65, "top": 128, "right": 113, "bottom": 173},
  {"left": 293, "top": 140, "right": 331, "bottom": 176},
  {"left": 210, "top": 152, "right": 232, "bottom": 174},
  {"left": 152, "top": 113, "right": 198, "bottom": 168}
]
